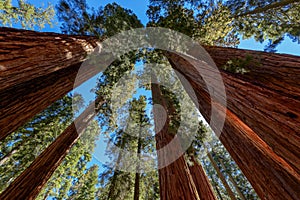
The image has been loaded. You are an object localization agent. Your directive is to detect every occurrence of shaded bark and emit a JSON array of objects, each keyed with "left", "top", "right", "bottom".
[
  {"left": 0, "top": 63, "right": 99, "bottom": 141},
  {"left": 168, "top": 49, "right": 300, "bottom": 173},
  {"left": 0, "top": 27, "right": 102, "bottom": 140},
  {"left": 151, "top": 78, "right": 200, "bottom": 200},
  {"left": 188, "top": 156, "right": 217, "bottom": 200},
  {"left": 207, "top": 151, "right": 237, "bottom": 200},
  {"left": 202, "top": 45, "right": 300, "bottom": 99},
  {"left": 0, "top": 97, "right": 104, "bottom": 200},
  {"left": 167, "top": 51, "right": 300, "bottom": 199}
]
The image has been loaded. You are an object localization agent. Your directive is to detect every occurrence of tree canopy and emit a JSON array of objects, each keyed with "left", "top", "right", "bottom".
[
  {"left": 1, "top": 0, "right": 299, "bottom": 199},
  {"left": 0, "top": 0, "right": 54, "bottom": 29}
]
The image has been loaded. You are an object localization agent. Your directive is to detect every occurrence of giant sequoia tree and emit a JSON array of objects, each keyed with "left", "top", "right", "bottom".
[
  {"left": 0, "top": 94, "right": 83, "bottom": 192},
  {"left": 0, "top": 0, "right": 300, "bottom": 199}
]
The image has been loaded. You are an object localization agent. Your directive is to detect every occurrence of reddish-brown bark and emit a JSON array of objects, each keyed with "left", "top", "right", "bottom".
[
  {"left": 188, "top": 156, "right": 218, "bottom": 200},
  {"left": 167, "top": 52, "right": 300, "bottom": 199},
  {"left": 0, "top": 63, "right": 99, "bottom": 140},
  {"left": 202, "top": 45, "right": 300, "bottom": 100},
  {"left": 167, "top": 50, "right": 300, "bottom": 173},
  {"left": 151, "top": 80, "right": 200, "bottom": 200},
  {"left": 0, "top": 98, "right": 104, "bottom": 200},
  {"left": 0, "top": 28, "right": 101, "bottom": 140},
  {"left": 1, "top": 27, "right": 300, "bottom": 199},
  {"left": 0, "top": 27, "right": 99, "bottom": 91}
]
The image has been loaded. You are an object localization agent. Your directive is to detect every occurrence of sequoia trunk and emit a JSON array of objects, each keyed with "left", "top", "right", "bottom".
[
  {"left": 0, "top": 98, "right": 104, "bottom": 200},
  {"left": 188, "top": 156, "right": 217, "bottom": 200},
  {"left": 151, "top": 77, "right": 200, "bottom": 200},
  {"left": 167, "top": 50, "right": 300, "bottom": 199},
  {"left": 0, "top": 28, "right": 101, "bottom": 140}
]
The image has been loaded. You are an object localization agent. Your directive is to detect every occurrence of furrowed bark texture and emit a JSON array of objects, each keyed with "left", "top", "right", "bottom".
[
  {"left": 167, "top": 52, "right": 300, "bottom": 199},
  {"left": 202, "top": 46, "right": 300, "bottom": 99},
  {"left": 0, "top": 28, "right": 102, "bottom": 140},
  {"left": 151, "top": 80, "right": 200, "bottom": 200},
  {"left": 0, "top": 98, "right": 104, "bottom": 200},
  {"left": 1, "top": 27, "right": 300, "bottom": 199},
  {"left": 167, "top": 48, "right": 300, "bottom": 172},
  {"left": 0, "top": 63, "right": 99, "bottom": 140},
  {"left": 0, "top": 27, "right": 99, "bottom": 91},
  {"left": 189, "top": 156, "right": 218, "bottom": 200}
]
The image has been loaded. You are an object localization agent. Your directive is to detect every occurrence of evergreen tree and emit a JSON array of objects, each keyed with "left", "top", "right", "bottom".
[
  {"left": 147, "top": 0, "right": 300, "bottom": 50},
  {"left": 0, "top": 0, "right": 54, "bottom": 29},
  {"left": 5, "top": 0, "right": 296, "bottom": 199},
  {"left": 97, "top": 95, "right": 159, "bottom": 200},
  {"left": 187, "top": 120, "right": 258, "bottom": 199},
  {"left": 202, "top": 136, "right": 258, "bottom": 200},
  {"left": 36, "top": 120, "right": 100, "bottom": 199},
  {"left": 147, "top": 0, "right": 240, "bottom": 47},
  {"left": 56, "top": 0, "right": 143, "bottom": 37},
  {"left": 68, "top": 165, "right": 99, "bottom": 200},
  {"left": 98, "top": 129, "right": 135, "bottom": 200},
  {"left": 0, "top": 94, "right": 83, "bottom": 193}
]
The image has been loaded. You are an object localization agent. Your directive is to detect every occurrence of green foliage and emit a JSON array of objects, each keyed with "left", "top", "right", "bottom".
[
  {"left": 70, "top": 165, "right": 99, "bottom": 200},
  {"left": 0, "top": 0, "right": 54, "bottom": 29},
  {"left": 56, "top": 0, "right": 143, "bottom": 37},
  {"left": 148, "top": 0, "right": 300, "bottom": 50},
  {"left": 36, "top": 120, "right": 100, "bottom": 199},
  {"left": 186, "top": 120, "right": 211, "bottom": 158},
  {"left": 222, "top": 55, "right": 254, "bottom": 74},
  {"left": 147, "top": 0, "right": 240, "bottom": 47},
  {"left": 97, "top": 94, "right": 159, "bottom": 200},
  {"left": 203, "top": 136, "right": 258, "bottom": 200},
  {"left": 226, "top": 0, "right": 300, "bottom": 49},
  {"left": 0, "top": 94, "right": 83, "bottom": 193},
  {"left": 0, "top": 94, "right": 101, "bottom": 199},
  {"left": 98, "top": 128, "right": 135, "bottom": 200},
  {"left": 32, "top": 1, "right": 298, "bottom": 199}
]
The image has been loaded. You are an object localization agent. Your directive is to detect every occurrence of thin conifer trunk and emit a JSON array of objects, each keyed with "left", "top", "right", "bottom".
[
  {"left": 133, "top": 126, "right": 142, "bottom": 200},
  {"left": 238, "top": 0, "right": 298, "bottom": 17},
  {"left": 207, "top": 151, "right": 237, "bottom": 200},
  {"left": 107, "top": 137, "right": 126, "bottom": 200},
  {"left": 218, "top": 157, "right": 246, "bottom": 200}
]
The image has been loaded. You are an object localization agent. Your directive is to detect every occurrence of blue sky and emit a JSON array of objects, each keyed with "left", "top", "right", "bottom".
[
  {"left": 16, "top": 0, "right": 300, "bottom": 56},
  {"left": 13, "top": 0, "right": 300, "bottom": 174}
]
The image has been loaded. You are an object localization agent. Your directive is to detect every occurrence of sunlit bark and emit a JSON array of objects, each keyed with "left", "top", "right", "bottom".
[{"left": 167, "top": 49, "right": 300, "bottom": 199}]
